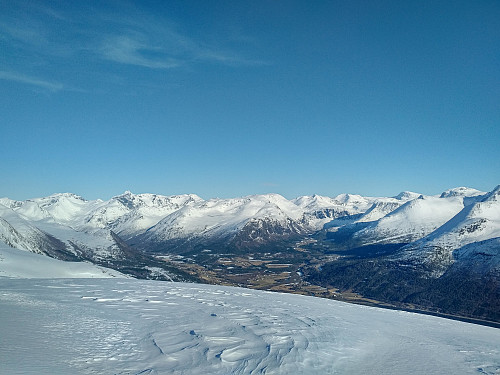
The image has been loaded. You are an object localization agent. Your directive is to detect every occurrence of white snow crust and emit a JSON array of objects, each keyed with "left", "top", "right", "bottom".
[{"left": 0, "top": 278, "right": 499, "bottom": 375}]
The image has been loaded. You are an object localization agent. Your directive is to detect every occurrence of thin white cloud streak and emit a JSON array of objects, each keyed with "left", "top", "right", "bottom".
[
  {"left": 0, "top": 71, "right": 64, "bottom": 91},
  {"left": 94, "top": 8, "right": 267, "bottom": 69},
  {"left": 99, "top": 32, "right": 265, "bottom": 69},
  {"left": 99, "top": 35, "right": 181, "bottom": 69},
  {"left": 1, "top": 1, "right": 268, "bottom": 76},
  {"left": 0, "top": 21, "right": 48, "bottom": 47}
]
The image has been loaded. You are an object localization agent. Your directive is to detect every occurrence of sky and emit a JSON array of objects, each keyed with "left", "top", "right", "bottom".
[{"left": 1, "top": 0, "right": 499, "bottom": 201}]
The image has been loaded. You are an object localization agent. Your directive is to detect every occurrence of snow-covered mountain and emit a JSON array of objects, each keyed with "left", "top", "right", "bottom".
[
  {"left": 325, "top": 186, "right": 492, "bottom": 248},
  {"left": 294, "top": 193, "right": 385, "bottom": 229},
  {"left": 398, "top": 185, "right": 500, "bottom": 276},
  {"left": 0, "top": 200, "right": 133, "bottom": 262},
  {"left": 1, "top": 185, "right": 497, "bottom": 276},
  {"left": 439, "top": 186, "right": 485, "bottom": 198},
  {"left": 5, "top": 191, "right": 203, "bottom": 239},
  {"left": 293, "top": 194, "right": 356, "bottom": 223},
  {"left": 80, "top": 191, "right": 204, "bottom": 239},
  {"left": 138, "top": 191, "right": 427, "bottom": 252},
  {"left": 303, "top": 186, "right": 499, "bottom": 323},
  {"left": 393, "top": 190, "right": 423, "bottom": 200},
  {"left": 138, "top": 193, "right": 309, "bottom": 251},
  {"left": 352, "top": 195, "right": 466, "bottom": 245},
  {"left": 1, "top": 204, "right": 51, "bottom": 252},
  {"left": 323, "top": 192, "right": 419, "bottom": 229},
  {"left": 0, "top": 193, "right": 205, "bottom": 281}
]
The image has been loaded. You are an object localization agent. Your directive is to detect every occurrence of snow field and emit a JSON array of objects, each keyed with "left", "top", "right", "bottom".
[{"left": 1, "top": 278, "right": 499, "bottom": 375}]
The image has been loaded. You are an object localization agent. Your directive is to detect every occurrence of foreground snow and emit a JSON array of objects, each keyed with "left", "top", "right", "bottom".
[{"left": 1, "top": 278, "right": 499, "bottom": 375}]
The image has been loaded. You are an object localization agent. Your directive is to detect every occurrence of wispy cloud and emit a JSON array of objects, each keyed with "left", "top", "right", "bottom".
[
  {"left": 0, "top": 0, "right": 267, "bottom": 91},
  {"left": 0, "top": 71, "right": 64, "bottom": 91},
  {"left": 98, "top": 31, "right": 264, "bottom": 69},
  {"left": 100, "top": 35, "right": 181, "bottom": 69},
  {"left": 0, "top": 21, "right": 47, "bottom": 46},
  {"left": 93, "top": 6, "right": 266, "bottom": 69}
]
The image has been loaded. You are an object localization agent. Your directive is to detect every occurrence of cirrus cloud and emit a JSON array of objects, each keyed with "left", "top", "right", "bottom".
[{"left": 0, "top": 71, "right": 64, "bottom": 91}]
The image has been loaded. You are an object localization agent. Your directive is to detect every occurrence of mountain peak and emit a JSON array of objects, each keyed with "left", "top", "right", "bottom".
[
  {"left": 333, "top": 193, "right": 366, "bottom": 204},
  {"left": 439, "top": 187, "right": 485, "bottom": 198},
  {"left": 113, "top": 190, "right": 134, "bottom": 199},
  {"left": 394, "top": 191, "right": 421, "bottom": 201},
  {"left": 38, "top": 192, "right": 87, "bottom": 203}
]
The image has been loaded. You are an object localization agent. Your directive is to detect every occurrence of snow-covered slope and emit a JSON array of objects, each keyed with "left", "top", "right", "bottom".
[
  {"left": 0, "top": 201, "right": 134, "bottom": 261},
  {"left": 10, "top": 191, "right": 204, "bottom": 239},
  {"left": 0, "top": 191, "right": 206, "bottom": 258},
  {"left": 431, "top": 185, "right": 500, "bottom": 248},
  {"left": 26, "top": 193, "right": 95, "bottom": 223},
  {"left": 80, "top": 191, "right": 204, "bottom": 239},
  {"left": 399, "top": 186, "right": 500, "bottom": 275},
  {"left": 293, "top": 193, "right": 382, "bottom": 230},
  {"left": 362, "top": 191, "right": 427, "bottom": 224},
  {"left": 1, "top": 278, "right": 499, "bottom": 375},
  {"left": 355, "top": 199, "right": 405, "bottom": 223},
  {"left": 140, "top": 194, "right": 308, "bottom": 250},
  {"left": 332, "top": 193, "right": 379, "bottom": 211},
  {"left": 292, "top": 194, "right": 378, "bottom": 218},
  {"left": 351, "top": 196, "right": 466, "bottom": 245},
  {"left": 0, "top": 244, "right": 127, "bottom": 278},
  {"left": 0, "top": 204, "right": 73, "bottom": 258},
  {"left": 293, "top": 194, "right": 354, "bottom": 224}
]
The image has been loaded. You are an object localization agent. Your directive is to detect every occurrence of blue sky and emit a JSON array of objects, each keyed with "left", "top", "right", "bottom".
[{"left": 1, "top": 0, "right": 499, "bottom": 200}]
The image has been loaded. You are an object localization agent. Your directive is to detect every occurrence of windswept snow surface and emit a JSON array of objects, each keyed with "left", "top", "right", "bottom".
[{"left": 1, "top": 278, "right": 500, "bottom": 375}]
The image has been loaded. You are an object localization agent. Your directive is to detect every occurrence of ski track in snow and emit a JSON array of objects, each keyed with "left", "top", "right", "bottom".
[{"left": 1, "top": 279, "right": 500, "bottom": 375}]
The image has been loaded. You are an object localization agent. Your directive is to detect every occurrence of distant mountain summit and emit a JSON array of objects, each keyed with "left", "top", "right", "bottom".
[
  {"left": 439, "top": 186, "right": 485, "bottom": 198},
  {"left": 393, "top": 191, "right": 422, "bottom": 200}
]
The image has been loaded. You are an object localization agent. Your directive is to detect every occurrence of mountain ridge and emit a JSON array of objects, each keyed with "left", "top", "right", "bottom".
[
  {"left": 1, "top": 186, "right": 496, "bottom": 259},
  {"left": 1, "top": 185, "right": 499, "bottom": 322}
]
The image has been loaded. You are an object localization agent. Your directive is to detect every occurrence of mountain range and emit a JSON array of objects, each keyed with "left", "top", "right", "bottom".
[
  {"left": 1, "top": 186, "right": 499, "bottom": 267},
  {"left": 1, "top": 185, "right": 499, "bottom": 321}
]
